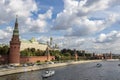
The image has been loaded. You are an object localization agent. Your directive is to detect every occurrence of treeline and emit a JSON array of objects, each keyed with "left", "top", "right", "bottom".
[
  {"left": 20, "top": 48, "right": 45, "bottom": 56},
  {"left": 20, "top": 48, "right": 92, "bottom": 60},
  {"left": 0, "top": 46, "right": 92, "bottom": 60},
  {"left": 60, "top": 49, "right": 92, "bottom": 60}
]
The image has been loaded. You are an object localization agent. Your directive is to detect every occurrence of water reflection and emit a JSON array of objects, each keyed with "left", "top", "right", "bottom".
[
  {"left": 6, "top": 75, "right": 19, "bottom": 80},
  {"left": 0, "top": 70, "right": 43, "bottom": 80}
]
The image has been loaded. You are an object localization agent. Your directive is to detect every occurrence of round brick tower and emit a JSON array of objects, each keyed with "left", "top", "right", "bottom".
[{"left": 9, "top": 16, "right": 21, "bottom": 65}]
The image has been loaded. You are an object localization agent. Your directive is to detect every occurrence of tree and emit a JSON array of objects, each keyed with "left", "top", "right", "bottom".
[
  {"left": 0, "top": 45, "right": 9, "bottom": 55},
  {"left": 64, "top": 52, "right": 71, "bottom": 56},
  {"left": 20, "top": 48, "right": 45, "bottom": 56},
  {"left": 30, "top": 48, "right": 35, "bottom": 52}
]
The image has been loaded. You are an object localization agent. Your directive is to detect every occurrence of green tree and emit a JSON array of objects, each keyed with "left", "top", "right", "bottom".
[
  {"left": 20, "top": 48, "right": 45, "bottom": 56},
  {"left": 0, "top": 45, "right": 9, "bottom": 55}
]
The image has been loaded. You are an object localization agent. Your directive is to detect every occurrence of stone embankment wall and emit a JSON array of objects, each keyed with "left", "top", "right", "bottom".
[{"left": 0, "top": 60, "right": 102, "bottom": 76}]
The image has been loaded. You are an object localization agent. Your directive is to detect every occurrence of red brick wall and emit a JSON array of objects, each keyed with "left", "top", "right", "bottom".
[
  {"left": 0, "top": 56, "right": 55, "bottom": 64},
  {"left": 0, "top": 56, "right": 8, "bottom": 64},
  {"left": 20, "top": 56, "right": 55, "bottom": 63}
]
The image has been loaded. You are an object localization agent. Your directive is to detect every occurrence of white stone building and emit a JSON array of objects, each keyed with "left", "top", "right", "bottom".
[{"left": 20, "top": 38, "right": 47, "bottom": 51}]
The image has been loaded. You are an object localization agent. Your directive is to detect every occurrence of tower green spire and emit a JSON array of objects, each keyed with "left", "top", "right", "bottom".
[{"left": 13, "top": 15, "right": 19, "bottom": 36}]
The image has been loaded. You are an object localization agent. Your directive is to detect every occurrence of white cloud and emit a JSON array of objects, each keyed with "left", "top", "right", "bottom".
[
  {"left": 0, "top": 26, "right": 12, "bottom": 43},
  {"left": 90, "top": 30, "right": 120, "bottom": 54},
  {"left": 94, "top": 30, "right": 120, "bottom": 43},
  {"left": 24, "top": 7, "right": 53, "bottom": 33},
  {"left": 37, "top": 36, "right": 85, "bottom": 49},
  {"left": 0, "top": 0, "right": 54, "bottom": 44},
  {"left": 0, "top": 0, "right": 37, "bottom": 24},
  {"left": 52, "top": 0, "right": 120, "bottom": 36},
  {"left": 96, "top": 34, "right": 107, "bottom": 43},
  {"left": 0, "top": 0, "right": 53, "bottom": 35}
]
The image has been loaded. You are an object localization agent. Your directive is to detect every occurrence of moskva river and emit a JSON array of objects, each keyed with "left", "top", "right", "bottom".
[{"left": 0, "top": 61, "right": 120, "bottom": 80}]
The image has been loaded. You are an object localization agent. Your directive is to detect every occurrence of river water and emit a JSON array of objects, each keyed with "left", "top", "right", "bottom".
[{"left": 0, "top": 61, "right": 120, "bottom": 80}]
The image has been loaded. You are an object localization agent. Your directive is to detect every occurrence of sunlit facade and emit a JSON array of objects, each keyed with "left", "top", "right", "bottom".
[{"left": 20, "top": 37, "right": 47, "bottom": 51}]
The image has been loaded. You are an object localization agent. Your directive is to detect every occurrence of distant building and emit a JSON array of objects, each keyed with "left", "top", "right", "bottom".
[
  {"left": 20, "top": 37, "right": 47, "bottom": 51},
  {"left": 103, "top": 52, "right": 113, "bottom": 59},
  {"left": 92, "top": 52, "right": 113, "bottom": 59}
]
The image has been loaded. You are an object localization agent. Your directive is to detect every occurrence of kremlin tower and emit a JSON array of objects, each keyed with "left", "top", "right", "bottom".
[{"left": 9, "top": 16, "right": 21, "bottom": 65}]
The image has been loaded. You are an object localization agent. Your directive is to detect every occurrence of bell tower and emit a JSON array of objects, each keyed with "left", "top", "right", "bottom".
[
  {"left": 9, "top": 16, "right": 21, "bottom": 65},
  {"left": 74, "top": 49, "right": 78, "bottom": 61},
  {"left": 46, "top": 41, "right": 51, "bottom": 61}
]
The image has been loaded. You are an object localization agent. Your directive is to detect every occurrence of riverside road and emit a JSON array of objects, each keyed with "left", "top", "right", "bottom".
[{"left": 0, "top": 60, "right": 120, "bottom": 80}]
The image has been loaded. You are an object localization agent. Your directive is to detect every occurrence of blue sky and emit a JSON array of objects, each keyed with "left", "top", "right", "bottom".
[{"left": 0, "top": 0, "right": 120, "bottom": 54}]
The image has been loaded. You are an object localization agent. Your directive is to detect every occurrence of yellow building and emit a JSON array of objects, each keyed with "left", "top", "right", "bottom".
[{"left": 20, "top": 37, "right": 47, "bottom": 51}]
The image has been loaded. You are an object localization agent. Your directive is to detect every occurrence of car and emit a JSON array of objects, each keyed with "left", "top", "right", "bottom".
[{"left": 22, "top": 64, "right": 28, "bottom": 67}]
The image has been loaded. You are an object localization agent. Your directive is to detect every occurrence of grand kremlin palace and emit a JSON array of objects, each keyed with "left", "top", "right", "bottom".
[{"left": 20, "top": 37, "right": 47, "bottom": 51}]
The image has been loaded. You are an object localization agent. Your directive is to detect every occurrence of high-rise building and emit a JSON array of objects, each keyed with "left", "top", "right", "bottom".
[{"left": 9, "top": 16, "right": 21, "bottom": 65}]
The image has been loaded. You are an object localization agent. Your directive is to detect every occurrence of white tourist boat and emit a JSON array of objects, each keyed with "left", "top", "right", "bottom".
[
  {"left": 96, "top": 63, "right": 102, "bottom": 67},
  {"left": 118, "top": 64, "right": 120, "bottom": 66},
  {"left": 42, "top": 70, "right": 55, "bottom": 78}
]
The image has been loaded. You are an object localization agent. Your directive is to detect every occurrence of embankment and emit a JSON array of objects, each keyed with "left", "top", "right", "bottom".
[{"left": 0, "top": 60, "right": 102, "bottom": 76}]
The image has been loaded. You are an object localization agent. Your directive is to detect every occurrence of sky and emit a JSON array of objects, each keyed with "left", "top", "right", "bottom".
[{"left": 0, "top": 0, "right": 120, "bottom": 54}]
